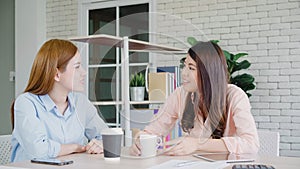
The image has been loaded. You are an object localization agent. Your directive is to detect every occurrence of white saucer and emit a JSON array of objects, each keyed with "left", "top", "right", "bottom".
[{"left": 120, "top": 147, "right": 158, "bottom": 159}]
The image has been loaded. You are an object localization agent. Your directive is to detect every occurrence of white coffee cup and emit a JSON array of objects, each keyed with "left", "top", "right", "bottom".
[
  {"left": 139, "top": 134, "right": 162, "bottom": 157},
  {"left": 101, "top": 128, "right": 123, "bottom": 161}
]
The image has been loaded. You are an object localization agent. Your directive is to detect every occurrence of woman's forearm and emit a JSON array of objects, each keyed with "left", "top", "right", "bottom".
[
  {"left": 58, "top": 144, "right": 85, "bottom": 156},
  {"left": 197, "top": 138, "right": 228, "bottom": 152}
]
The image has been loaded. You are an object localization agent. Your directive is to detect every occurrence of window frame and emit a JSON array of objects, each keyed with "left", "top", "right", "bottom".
[{"left": 78, "top": 0, "right": 156, "bottom": 127}]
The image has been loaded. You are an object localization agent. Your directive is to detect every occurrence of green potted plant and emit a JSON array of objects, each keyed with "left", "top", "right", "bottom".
[
  {"left": 130, "top": 72, "right": 146, "bottom": 101},
  {"left": 186, "top": 37, "right": 255, "bottom": 97}
]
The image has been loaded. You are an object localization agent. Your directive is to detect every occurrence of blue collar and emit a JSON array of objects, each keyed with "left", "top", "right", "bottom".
[{"left": 39, "top": 94, "right": 76, "bottom": 116}]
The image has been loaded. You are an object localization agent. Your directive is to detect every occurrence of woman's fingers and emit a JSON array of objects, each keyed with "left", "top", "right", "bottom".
[
  {"left": 86, "top": 139, "right": 103, "bottom": 154},
  {"left": 163, "top": 141, "right": 184, "bottom": 156},
  {"left": 129, "top": 136, "right": 142, "bottom": 156},
  {"left": 129, "top": 142, "right": 141, "bottom": 156}
]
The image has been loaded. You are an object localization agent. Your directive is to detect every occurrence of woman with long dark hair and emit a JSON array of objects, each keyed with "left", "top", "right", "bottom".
[{"left": 131, "top": 41, "right": 259, "bottom": 156}]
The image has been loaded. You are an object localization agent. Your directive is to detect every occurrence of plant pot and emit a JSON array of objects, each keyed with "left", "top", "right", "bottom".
[{"left": 130, "top": 87, "right": 145, "bottom": 101}]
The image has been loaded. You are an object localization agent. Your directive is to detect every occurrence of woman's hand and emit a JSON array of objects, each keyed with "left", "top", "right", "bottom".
[
  {"left": 163, "top": 137, "right": 198, "bottom": 156},
  {"left": 129, "top": 138, "right": 141, "bottom": 156},
  {"left": 73, "top": 144, "right": 86, "bottom": 153},
  {"left": 85, "top": 139, "right": 104, "bottom": 154},
  {"left": 129, "top": 131, "right": 148, "bottom": 156}
]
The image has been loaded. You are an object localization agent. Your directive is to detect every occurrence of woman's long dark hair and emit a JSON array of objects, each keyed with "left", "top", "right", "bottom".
[{"left": 181, "top": 41, "right": 228, "bottom": 139}]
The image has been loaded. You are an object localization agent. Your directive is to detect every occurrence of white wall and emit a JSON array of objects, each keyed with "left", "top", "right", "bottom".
[
  {"left": 0, "top": 0, "right": 15, "bottom": 135},
  {"left": 15, "top": 0, "right": 46, "bottom": 96}
]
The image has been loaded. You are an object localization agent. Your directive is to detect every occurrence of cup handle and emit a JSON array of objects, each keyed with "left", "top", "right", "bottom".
[{"left": 156, "top": 136, "right": 163, "bottom": 149}]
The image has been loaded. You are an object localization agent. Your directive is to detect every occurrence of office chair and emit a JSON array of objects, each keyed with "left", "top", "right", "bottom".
[
  {"left": 0, "top": 134, "right": 12, "bottom": 165},
  {"left": 257, "top": 130, "right": 280, "bottom": 156}
]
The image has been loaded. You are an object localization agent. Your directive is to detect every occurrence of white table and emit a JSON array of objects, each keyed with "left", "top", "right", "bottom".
[{"left": 3, "top": 150, "right": 300, "bottom": 169}]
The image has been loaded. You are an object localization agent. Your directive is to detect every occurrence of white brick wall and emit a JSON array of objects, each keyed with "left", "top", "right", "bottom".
[
  {"left": 46, "top": 0, "right": 78, "bottom": 38},
  {"left": 46, "top": 0, "right": 300, "bottom": 157}
]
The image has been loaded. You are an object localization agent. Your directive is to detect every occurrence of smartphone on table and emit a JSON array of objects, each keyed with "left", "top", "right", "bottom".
[
  {"left": 31, "top": 158, "right": 73, "bottom": 166},
  {"left": 193, "top": 152, "right": 255, "bottom": 163}
]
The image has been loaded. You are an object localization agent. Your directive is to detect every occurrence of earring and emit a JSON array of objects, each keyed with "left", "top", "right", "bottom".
[{"left": 191, "top": 92, "right": 195, "bottom": 105}]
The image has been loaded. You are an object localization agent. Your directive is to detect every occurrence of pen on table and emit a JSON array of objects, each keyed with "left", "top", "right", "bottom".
[
  {"left": 175, "top": 161, "right": 198, "bottom": 167},
  {"left": 226, "top": 159, "right": 255, "bottom": 163}
]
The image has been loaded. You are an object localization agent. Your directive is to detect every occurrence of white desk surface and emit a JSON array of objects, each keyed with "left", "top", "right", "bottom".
[{"left": 3, "top": 148, "right": 300, "bottom": 169}]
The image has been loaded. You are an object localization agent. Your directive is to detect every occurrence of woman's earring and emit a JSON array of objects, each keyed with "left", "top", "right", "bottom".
[{"left": 191, "top": 92, "right": 195, "bottom": 105}]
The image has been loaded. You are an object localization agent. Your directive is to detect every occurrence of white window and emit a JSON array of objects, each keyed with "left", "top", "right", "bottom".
[{"left": 79, "top": 0, "right": 154, "bottom": 127}]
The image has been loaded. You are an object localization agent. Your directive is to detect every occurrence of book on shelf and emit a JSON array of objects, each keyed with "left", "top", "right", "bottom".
[
  {"left": 157, "top": 66, "right": 181, "bottom": 88},
  {"left": 148, "top": 65, "right": 181, "bottom": 100},
  {"left": 148, "top": 72, "right": 174, "bottom": 102},
  {"left": 163, "top": 120, "right": 182, "bottom": 147}
]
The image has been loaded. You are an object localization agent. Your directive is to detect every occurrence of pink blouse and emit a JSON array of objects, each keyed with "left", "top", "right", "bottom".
[{"left": 144, "top": 84, "right": 259, "bottom": 154}]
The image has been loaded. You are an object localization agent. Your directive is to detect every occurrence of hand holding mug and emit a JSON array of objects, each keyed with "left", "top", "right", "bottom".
[
  {"left": 130, "top": 132, "right": 162, "bottom": 157},
  {"left": 139, "top": 134, "right": 162, "bottom": 157}
]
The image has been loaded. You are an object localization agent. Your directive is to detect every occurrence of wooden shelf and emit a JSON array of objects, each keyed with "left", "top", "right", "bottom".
[{"left": 70, "top": 34, "right": 186, "bottom": 53}]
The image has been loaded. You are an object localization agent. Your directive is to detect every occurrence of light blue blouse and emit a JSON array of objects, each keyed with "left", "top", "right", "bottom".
[{"left": 11, "top": 92, "right": 108, "bottom": 162}]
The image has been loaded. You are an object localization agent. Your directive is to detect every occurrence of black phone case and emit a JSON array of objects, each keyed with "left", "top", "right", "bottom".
[{"left": 31, "top": 159, "right": 73, "bottom": 166}]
